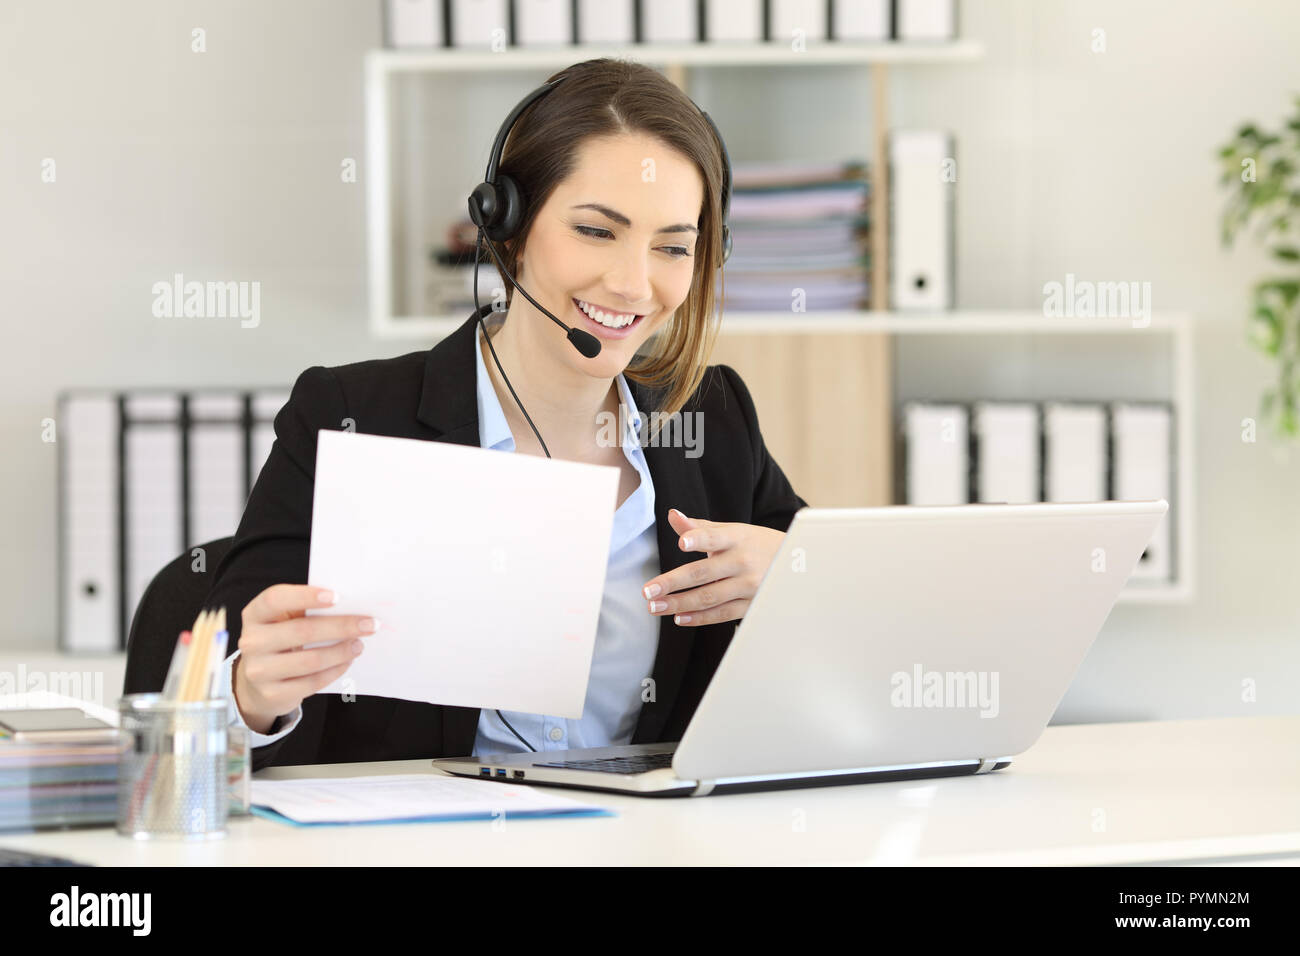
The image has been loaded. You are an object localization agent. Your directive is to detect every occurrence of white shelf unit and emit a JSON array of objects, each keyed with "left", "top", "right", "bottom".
[
  {"left": 878, "top": 311, "right": 1195, "bottom": 604},
  {"left": 364, "top": 40, "right": 984, "bottom": 334},
  {"left": 364, "top": 309, "right": 1188, "bottom": 338},
  {"left": 361, "top": 42, "right": 1192, "bottom": 603},
  {"left": 367, "top": 39, "right": 985, "bottom": 73}
]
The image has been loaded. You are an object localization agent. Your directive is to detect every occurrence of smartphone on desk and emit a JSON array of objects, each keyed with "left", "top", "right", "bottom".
[{"left": 0, "top": 708, "right": 118, "bottom": 743}]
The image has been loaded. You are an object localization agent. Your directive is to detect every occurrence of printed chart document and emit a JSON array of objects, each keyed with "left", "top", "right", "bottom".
[
  {"left": 250, "top": 774, "right": 611, "bottom": 825},
  {"left": 306, "top": 430, "right": 619, "bottom": 717}
]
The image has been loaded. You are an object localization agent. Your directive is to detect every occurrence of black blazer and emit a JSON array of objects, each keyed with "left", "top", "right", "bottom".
[{"left": 204, "top": 310, "right": 808, "bottom": 771}]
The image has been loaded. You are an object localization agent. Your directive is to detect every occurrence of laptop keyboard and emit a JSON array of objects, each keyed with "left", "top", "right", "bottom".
[{"left": 531, "top": 751, "right": 675, "bottom": 775}]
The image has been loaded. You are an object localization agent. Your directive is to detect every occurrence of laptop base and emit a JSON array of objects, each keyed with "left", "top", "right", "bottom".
[{"left": 434, "top": 753, "right": 1012, "bottom": 798}]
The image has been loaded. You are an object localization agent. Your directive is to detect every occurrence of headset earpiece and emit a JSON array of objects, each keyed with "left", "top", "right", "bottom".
[
  {"left": 700, "top": 110, "right": 733, "bottom": 265},
  {"left": 468, "top": 173, "right": 524, "bottom": 243},
  {"left": 468, "top": 175, "right": 524, "bottom": 243},
  {"left": 489, "top": 174, "right": 524, "bottom": 242}
]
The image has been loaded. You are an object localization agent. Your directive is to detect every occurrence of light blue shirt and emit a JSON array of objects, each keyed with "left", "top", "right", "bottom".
[
  {"left": 225, "top": 319, "right": 662, "bottom": 755},
  {"left": 471, "top": 321, "right": 661, "bottom": 755}
]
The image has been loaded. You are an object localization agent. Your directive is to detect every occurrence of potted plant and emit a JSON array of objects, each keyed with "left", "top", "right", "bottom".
[{"left": 1218, "top": 97, "right": 1300, "bottom": 438}]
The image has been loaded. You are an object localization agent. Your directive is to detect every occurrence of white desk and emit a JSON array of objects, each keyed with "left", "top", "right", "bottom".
[{"left": 2, "top": 715, "right": 1297, "bottom": 865}]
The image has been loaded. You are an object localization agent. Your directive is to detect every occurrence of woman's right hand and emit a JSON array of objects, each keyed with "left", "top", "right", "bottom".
[{"left": 232, "top": 584, "right": 379, "bottom": 735}]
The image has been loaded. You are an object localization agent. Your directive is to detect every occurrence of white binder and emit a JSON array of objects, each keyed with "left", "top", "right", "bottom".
[
  {"left": 384, "top": 0, "right": 442, "bottom": 48},
  {"left": 890, "top": 129, "right": 954, "bottom": 310},
  {"left": 189, "top": 393, "right": 246, "bottom": 550},
  {"left": 896, "top": 0, "right": 955, "bottom": 41},
  {"left": 123, "top": 394, "right": 184, "bottom": 647},
  {"left": 450, "top": 0, "right": 508, "bottom": 49},
  {"left": 250, "top": 390, "right": 291, "bottom": 492},
  {"left": 1043, "top": 403, "right": 1107, "bottom": 503},
  {"left": 59, "top": 387, "right": 291, "bottom": 650},
  {"left": 60, "top": 394, "right": 119, "bottom": 652},
  {"left": 577, "top": 0, "right": 633, "bottom": 44},
  {"left": 972, "top": 402, "right": 1039, "bottom": 504},
  {"left": 642, "top": 0, "right": 696, "bottom": 43},
  {"left": 770, "top": 0, "right": 828, "bottom": 44},
  {"left": 833, "top": 0, "right": 890, "bottom": 40},
  {"left": 515, "top": 0, "right": 571, "bottom": 47},
  {"left": 1110, "top": 403, "right": 1173, "bottom": 582},
  {"left": 705, "top": 0, "right": 762, "bottom": 42},
  {"left": 903, "top": 402, "right": 969, "bottom": 505}
]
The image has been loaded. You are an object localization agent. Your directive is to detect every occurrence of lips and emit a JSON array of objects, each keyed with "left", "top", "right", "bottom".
[{"left": 572, "top": 298, "right": 646, "bottom": 338}]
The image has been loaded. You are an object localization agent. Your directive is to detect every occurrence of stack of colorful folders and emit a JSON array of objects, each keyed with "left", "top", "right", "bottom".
[
  {"left": 722, "top": 159, "right": 871, "bottom": 312},
  {"left": 0, "top": 730, "right": 122, "bottom": 832},
  {"left": 0, "top": 606, "right": 230, "bottom": 833}
]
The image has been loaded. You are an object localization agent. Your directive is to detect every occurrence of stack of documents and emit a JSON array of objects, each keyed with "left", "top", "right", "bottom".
[
  {"left": 722, "top": 160, "right": 871, "bottom": 312},
  {"left": 0, "top": 737, "right": 122, "bottom": 832},
  {"left": 251, "top": 774, "right": 611, "bottom": 826}
]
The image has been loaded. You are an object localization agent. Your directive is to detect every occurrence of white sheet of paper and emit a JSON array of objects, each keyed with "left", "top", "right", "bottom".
[
  {"left": 250, "top": 773, "right": 606, "bottom": 823},
  {"left": 305, "top": 430, "right": 619, "bottom": 717}
]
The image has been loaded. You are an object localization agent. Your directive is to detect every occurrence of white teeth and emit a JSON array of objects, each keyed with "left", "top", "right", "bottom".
[{"left": 577, "top": 299, "right": 637, "bottom": 329}]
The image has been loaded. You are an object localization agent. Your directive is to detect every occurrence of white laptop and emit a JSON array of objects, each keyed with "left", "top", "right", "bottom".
[{"left": 432, "top": 500, "right": 1168, "bottom": 797}]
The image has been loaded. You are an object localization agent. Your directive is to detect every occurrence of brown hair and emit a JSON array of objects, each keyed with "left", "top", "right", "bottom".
[{"left": 487, "top": 57, "right": 727, "bottom": 438}]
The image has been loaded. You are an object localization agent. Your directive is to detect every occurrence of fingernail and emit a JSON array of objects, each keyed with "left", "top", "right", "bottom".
[
  {"left": 318, "top": 590, "right": 337, "bottom": 605},
  {"left": 675, "top": 614, "right": 691, "bottom": 625},
  {"left": 359, "top": 617, "right": 378, "bottom": 633},
  {"left": 682, "top": 536, "right": 694, "bottom": 549},
  {"left": 643, "top": 583, "right": 661, "bottom": 599},
  {"left": 650, "top": 601, "right": 667, "bottom": 612},
  {"left": 350, "top": 640, "right": 363, "bottom": 654}
]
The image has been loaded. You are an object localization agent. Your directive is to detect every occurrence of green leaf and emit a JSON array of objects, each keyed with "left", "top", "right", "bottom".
[
  {"left": 1248, "top": 181, "right": 1281, "bottom": 208},
  {"left": 1273, "top": 246, "right": 1300, "bottom": 260},
  {"left": 1268, "top": 159, "right": 1295, "bottom": 180},
  {"left": 1254, "top": 279, "right": 1300, "bottom": 306},
  {"left": 1280, "top": 398, "right": 1299, "bottom": 438},
  {"left": 1250, "top": 305, "right": 1283, "bottom": 356}
]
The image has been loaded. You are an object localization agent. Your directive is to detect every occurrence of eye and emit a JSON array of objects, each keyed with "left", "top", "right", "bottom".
[{"left": 574, "top": 225, "right": 692, "bottom": 260}]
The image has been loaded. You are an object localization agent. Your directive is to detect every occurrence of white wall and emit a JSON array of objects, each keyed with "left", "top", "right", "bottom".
[
  {"left": 1, "top": 0, "right": 1296, "bottom": 721},
  {"left": 903, "top": 0, "right": 1300, "bottom": 723}
]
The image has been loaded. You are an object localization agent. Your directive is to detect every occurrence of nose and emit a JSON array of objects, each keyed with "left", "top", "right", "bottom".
[{"left": 604, "top": 246, "right": 652, "bottom": 310}]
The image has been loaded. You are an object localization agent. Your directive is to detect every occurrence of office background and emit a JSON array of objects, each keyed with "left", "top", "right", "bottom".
[{"left": 2, "top": 0, "right": 1297, "bottom": 724}]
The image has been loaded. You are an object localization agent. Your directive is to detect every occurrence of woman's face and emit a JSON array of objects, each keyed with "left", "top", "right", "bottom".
[{"left": 511, "top": 132, "right": 706, "bottom": 380}]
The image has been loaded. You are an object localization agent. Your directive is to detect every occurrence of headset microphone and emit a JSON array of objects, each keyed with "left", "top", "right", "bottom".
[{"left": 470, "top": 223, "right": 603, "bottom": 359}]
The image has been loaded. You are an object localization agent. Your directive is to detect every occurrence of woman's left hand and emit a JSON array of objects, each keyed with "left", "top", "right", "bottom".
[{"left": 642, "top": 508, "right": 785, "bottom": 627}]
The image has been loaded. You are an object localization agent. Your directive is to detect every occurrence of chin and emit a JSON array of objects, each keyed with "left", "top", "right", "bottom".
[{"left": 570, "top": 351, "right": 627, "bottom": 378}]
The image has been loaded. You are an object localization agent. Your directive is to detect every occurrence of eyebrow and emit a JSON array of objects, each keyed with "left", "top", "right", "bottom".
[{"left": 570, "top": 203, "right": 699, "bottom": 236}]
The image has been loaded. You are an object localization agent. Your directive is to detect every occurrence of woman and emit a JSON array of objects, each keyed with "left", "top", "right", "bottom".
[{"left": 208, "top": 58, "right": 807, "bottom": 771}]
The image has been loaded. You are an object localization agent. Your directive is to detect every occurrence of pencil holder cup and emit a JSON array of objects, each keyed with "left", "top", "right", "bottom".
[
  {"left": 226, "top": 718, "right": 251, "bottom": 816},
  {"left": 117, "top": 694, "right": 229, "bottom": 840}
]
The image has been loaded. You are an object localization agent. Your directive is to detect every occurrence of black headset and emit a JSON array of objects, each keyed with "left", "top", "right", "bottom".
[
  {"left": 463, "top": 76, "right": 732, "bottom": 753},
  {"left": 468, "top": 77, "right": 733, "bottom": 262}
]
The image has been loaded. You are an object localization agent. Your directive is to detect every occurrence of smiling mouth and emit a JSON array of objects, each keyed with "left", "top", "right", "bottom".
[{"left": 572, "top": 298, "right": 648, "bottom": 332}]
